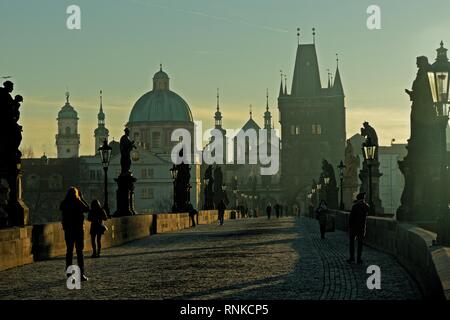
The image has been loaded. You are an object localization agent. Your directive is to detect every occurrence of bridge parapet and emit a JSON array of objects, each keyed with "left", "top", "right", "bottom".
[
  {"left": 0, "top": 210, "right": 241, "bottom": 272},
  {"left": 331, "top": 210, "right": 450, "bottom": 299}
]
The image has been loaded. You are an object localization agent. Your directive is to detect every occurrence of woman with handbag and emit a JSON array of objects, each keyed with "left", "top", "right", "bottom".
[{"left": 88, "top": 200, "right": 108, "bottom": 258}]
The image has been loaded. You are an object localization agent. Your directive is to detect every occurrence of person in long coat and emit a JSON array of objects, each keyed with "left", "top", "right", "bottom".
[
  {"left": 88, "top": 200, "right": 108, "bottom": 258},
  {"left": 347, "top": 192, "right": 370, "bottom": 264},
  {"left": 316, "top": 200, "right": 329, "bottom": 239},
  {"left": 266, "top": 203, "right": 272, "bottom": 220},
  {"left": 60, "top": 187, "right": 89, "bottom": 281},
  {"left": 218, "top": 199, "right": 226, "bottom": 225}
]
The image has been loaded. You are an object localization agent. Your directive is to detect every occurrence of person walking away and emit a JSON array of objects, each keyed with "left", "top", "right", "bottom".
[
  {"left": 275, "top": 203, "right": 280, "bottom": 218},
  {"left": 218, "top": 199, "right": 226, "bottom": 225},
  {"left": 316, "top": 200, "right": 329, "bottom": 239},
  {"left": 88, "top": 200, "right": 108, "bottom": 258},
  {"left": 266, "top": 202, "right": 272, "bottom": 220},
  {"left": 347, "top": 192, "right": 370, "bottom": 264},
  {"left": 60, "top": 187, "right": 89, "bottom": 281},
  {"left": 188, "top": 203, "right": 198, "bottom": 227}
]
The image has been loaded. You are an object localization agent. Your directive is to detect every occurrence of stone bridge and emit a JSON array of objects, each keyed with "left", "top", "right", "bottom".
[{"left": 0, "top": 211, "right": 448, "bottom": 300}]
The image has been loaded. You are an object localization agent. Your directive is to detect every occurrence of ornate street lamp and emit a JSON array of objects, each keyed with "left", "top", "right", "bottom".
[
  {"left": 98, "top": 139, "right": 112, "bottom": 216},
  {"left": 428, "top": 61, "right": 450, "bottom": 244},
  {"left": 338, "top": 160, "right": 346, "bottom": 210},
  {"left": 363, "top": 140, "right": 377, "bottom": 214}
]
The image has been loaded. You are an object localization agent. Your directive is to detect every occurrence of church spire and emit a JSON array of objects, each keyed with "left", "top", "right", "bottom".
[
  {"left": 284, "top": 74, "right": 288, "bottom": 95},
  {"left": 94, "top": 89, "right": 109, "bottom": 154},
  {"left": 214, "top": 88, "right": 223, "bottom": 129},
  {"left": 333, "top": 55, "right": 344, "bottom": 96},
  {"left": 98, "top": 90, "right": 105, "bottom": 125},
  {"left": 249, "top": 104, "right": 253, "bottom": 119},
  {"left": 279, "top": 70, "right": 284, "bottom": 97},
  {"left": 264, "top": 89, "right": 272, "bottom": 129}
]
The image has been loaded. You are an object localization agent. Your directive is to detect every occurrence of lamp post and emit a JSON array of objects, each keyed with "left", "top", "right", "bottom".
[
  {"left": 316, "top": 182, "right": 322, "bottom": 207},
  {"left": 427, "top": 63, "right": 450, "bottom": 244},
  {"left": 170, "top": 164, "right": 178, "bottom": 212},
  {"left": 363, "top": 140, "right": 377, "bottom": 215},
  {"left": 98, "top": 139, "right": 112, "bottom": 216},
  {"left": 338, "top": 160, "right": 346, "bottom": 210}
]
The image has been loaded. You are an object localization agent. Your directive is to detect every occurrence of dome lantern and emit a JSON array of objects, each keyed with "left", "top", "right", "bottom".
[{"left": 153, "top": 64, "right": 170, "bottom": 91}]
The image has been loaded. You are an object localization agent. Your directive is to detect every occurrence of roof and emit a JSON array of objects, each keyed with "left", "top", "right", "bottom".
[{"left": 128, "top": 89, "right": 193, "bottom": 123}]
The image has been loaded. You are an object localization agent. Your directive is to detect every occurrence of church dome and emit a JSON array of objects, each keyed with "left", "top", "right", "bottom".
[
  {"left": 129, "top": 90, "right": 193, "bottom": 123},
  {"left": 57, "top": 93, "right": 78, "bottom": 119},
  {"left": 128, "top": 66, "right": 193, "bottom": 123}
]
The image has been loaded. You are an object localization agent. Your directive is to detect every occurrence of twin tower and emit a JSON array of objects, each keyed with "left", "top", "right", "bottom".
[{"left": 55, "top": 91, "right": 108, "bottom": 158}]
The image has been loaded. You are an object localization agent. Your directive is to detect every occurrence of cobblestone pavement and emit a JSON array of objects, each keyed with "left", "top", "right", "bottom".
[{"left": 0, "top": 217, "right": 422, "bottom": 300}]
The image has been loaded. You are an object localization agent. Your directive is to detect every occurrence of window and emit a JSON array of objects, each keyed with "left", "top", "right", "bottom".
[
  {"left": 141, "top": 168, "right": 154, "bottom": 179},
  {"left": 141, "top": 188, "right": 154, "bottom": 199},
  {"left": 312, "top": 124, "right": 322, "bottom": 135},
  {"left": 152, "top": 131, "right": 161, "bottom": 148},
  {"left": 291, "top": 125, "right": 295, "bottom": 135},
  {"left": 90, "top": 170, "right": 96, "bottom": 181}
]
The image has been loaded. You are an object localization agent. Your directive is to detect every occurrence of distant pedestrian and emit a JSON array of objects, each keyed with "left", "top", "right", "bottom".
[
  {"left": 347, "top": 192, "right": 370, "bottom": 264},
  {"left": 218, "top": 199, "right": 226, "bottom": 225},
  {"left": 275, "top": 203, "right": 281, "bottom": 218},
  {"left": 266, "top": 202, "right": 272, "bottom": 220},
  {"left": 88, "top": 200, "right": 108, "bottom": 258},
  {"left": 316, "top": 200, "right": 329, "bottom": 239},
  {"left": 60, "top": 187, "right": 89, "bottom": 281},
  {"left": 188, "top": 203, "right": 198, "bottom": 227}
]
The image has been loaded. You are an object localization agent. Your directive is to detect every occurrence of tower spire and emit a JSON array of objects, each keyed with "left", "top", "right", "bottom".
[
  {"left": 279, "top": 70, "right": 284, "bottom": 97},
  {"left": 65, "top": 90, "right": 70, "bottom": 104},
  {"left": 297, "top": 27, "right": 300, "bottom": 45},
  {"left": 312, "top": 27, "right": 316, "bottom": 44},
  {"left": 99, "top": 90, "right": 103, "bottom": 113},
  {"left": 249, "top": 104, "right": 253, "bottom": 119},
  {"left": 216, "top": 87, "right": 220, "bottom": 112},
  {"left": 264, "top": 89, "right": 272, "bottom": 130},
  {"left": 327, "top": 69, "right": 331, "bottom": 88},
  {"left": 214, "top": 88, "right": 223, "bottom": 129},
  {"left": 284, "top": 74, "right": 288, "bottom": 95}
]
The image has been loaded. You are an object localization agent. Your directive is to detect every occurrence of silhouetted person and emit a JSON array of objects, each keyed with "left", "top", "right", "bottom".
[
  {"left": 188, "top": 203, "right": 198, "bottom": 227},
  {"left": 275, "top": 203, "right": 280, "bottom": 218},
  {"left": 266, "top": 202, "right": 272, "bottom": 220},
  {"left": 316, "top": 200, "right": 329, "bottom": 239},
  {"left": 60, "top": 187, "right": 89, "bottom": 281},
  {"left": 347, "top": 192, "right": 370, "bottom": 264},
  {"left": 218, "top": 199, "right": 226, "bottom": 225},
  {"left": 88, "top": 200, "right": 108, "bottom": 258}
]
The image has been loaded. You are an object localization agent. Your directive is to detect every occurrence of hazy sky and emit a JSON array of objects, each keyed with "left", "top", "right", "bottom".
[{"left": 1, "top": 0, "right": 450, "bottom": 157}]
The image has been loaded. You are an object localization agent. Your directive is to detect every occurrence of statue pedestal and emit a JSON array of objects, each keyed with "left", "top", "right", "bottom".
[
  {"left": 0, "top": 166, "right": 29, "bottom": 227},
  {"left": 114, "top": 173, "right": 137, "bottom": 217},
  {"left": 359, "top": 160, "right": 384, "bottom": 215}
]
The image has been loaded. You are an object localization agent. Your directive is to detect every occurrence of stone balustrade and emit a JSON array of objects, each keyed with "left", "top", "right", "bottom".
[
  {"left": 0, "top": 210, "right": 240, "bottom": 272},
  {"left": 331, "top": 210, "right": 450, "bottom": 299}
]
